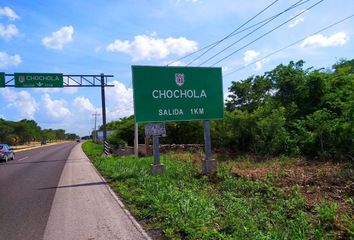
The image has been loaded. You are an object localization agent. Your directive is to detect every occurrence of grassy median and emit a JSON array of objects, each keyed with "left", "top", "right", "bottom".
[{"left": 82, "top": 141, "right": 353, "bottom": 240}]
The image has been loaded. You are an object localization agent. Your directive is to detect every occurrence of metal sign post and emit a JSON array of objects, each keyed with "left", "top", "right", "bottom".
[
  {"left": 202, "top": 120, "right": 216, "bottom": 174},
  {"left": 134, "top": 123, "right": 139, "bottom": 158},
  {"left": 145, "top": 123, "right": 166, "bottom": 174},
  {"left": 152, "top": 135, "right": 164, "bottom": 173}
]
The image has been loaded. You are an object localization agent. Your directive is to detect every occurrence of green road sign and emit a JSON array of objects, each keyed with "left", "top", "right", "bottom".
[
  {"left": 15, "top": 73, "right": 63, "bottom": 88},
  {"left": 132, "top": 66, "right": 224, "bottom": 123},
  {"left": 0, "top": 72, "right": 4, "bottom": 87}
]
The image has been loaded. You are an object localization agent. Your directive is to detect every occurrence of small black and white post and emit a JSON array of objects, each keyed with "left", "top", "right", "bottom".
[
  {"left": 202, "top": 120, "right": 216, "bottom": 174},
  {"left": 104, "top": 141, "right": 110, "bottom": 156}
]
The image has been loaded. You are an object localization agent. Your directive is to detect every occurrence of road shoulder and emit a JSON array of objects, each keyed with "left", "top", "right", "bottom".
[{"left": 43, "top": 143, "right": 151, "bottom": 240}]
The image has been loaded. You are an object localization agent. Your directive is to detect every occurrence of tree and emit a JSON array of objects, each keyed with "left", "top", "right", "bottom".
[
  {"left": 226, "top": 75, "right": 272, "bottom": 112},
  {"left": 220, "top": 59, "right": 353, "bottom": 160}
]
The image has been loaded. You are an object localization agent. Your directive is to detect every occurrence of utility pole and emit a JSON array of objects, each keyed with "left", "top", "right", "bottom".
[
  {"left": 101, "top": 73, "right": 107, "bottom": 143},
  {"left": 92, "top": 112, "right": 101, "bottom": 142},
  {"left": 92, "top": 112, "right": 100, "bottom": 131}
]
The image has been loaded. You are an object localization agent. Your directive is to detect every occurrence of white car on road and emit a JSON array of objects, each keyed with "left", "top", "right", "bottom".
[{"left": 0, "top": 144, "right": 15, "bottom": 162}]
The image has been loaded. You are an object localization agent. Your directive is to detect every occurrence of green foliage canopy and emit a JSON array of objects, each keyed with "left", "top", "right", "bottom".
[{"left": 0, "top": 118, "right": 79, "bottom": 145}]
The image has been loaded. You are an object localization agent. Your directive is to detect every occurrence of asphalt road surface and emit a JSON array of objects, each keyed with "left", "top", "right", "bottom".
[
  {"left": 0, "top": 142, "right": 75, "bottom": 240},
  {"left": 0, "top": 142, "right": 149, "bottom": 240}
]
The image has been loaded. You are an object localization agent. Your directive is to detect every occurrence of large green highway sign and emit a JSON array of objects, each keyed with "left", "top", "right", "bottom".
[
  {"left": 132, "top": 66, "right": 224, "bottom": 123},
  {"left": 15, "top": 73, "right": 63, "bottom": 88},
  {"left": 0, "top": 72, "right": 4, "bottom": 87}
]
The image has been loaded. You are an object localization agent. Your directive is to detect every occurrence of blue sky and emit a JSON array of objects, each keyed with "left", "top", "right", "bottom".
[{"left": 0, "top": 0, "right": 353, "bottom": 136}]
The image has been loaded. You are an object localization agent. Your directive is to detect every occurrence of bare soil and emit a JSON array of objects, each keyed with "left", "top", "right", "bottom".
[
  {"left": 171, "top": 152, "right": 353, "bottom": 211},
  {"left": 230, "top": 158, "right": 353, "bottom": 224}
]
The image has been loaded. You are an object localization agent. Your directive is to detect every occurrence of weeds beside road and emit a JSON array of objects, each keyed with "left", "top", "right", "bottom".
[{"left": 82, "top": 141, "right": 353, "bottom": 239}]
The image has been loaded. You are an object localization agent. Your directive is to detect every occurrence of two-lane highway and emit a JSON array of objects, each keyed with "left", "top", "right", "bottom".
[
  {"left": 0, "top": 142, "right": 149, "bottom": 240},
  {"left": 0, "top": 142, "right": 77, "bottom": 240}
]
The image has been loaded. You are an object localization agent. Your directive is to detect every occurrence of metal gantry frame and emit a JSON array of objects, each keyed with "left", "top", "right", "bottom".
[
  {"left": 3, "top": 73, "right": 114, "bottom": 145},
  {"left": 3, "top": 73, "right": 114, "bottom": 87}
]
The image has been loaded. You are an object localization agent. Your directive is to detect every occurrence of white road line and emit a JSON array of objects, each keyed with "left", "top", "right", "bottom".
[{"left": 18, "top": 156, "right": 29, "bottom": 161}]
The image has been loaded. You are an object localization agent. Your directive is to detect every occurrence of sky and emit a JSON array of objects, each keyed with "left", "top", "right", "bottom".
[{"left": 0, "top": 0, "right": 353, "bottom": 136}]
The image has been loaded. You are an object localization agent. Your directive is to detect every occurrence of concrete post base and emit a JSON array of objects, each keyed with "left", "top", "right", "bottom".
[
  {"left": 202, "top": 159, "right": 217, "bottom": 175},
  {"left": 150, "top": 164, "right": 165, "bottom": 174}
]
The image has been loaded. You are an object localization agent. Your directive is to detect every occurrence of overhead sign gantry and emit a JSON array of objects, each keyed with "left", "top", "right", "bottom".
[{"left": 1, "top": 72, "right": 114, "bottom": 152}]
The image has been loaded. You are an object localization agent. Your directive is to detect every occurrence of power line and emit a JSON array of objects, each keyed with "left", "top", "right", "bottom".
[
  {"left": 195, "top": 0, "right": 313, "bottom": 66},
  {"left": 166, "top": 0, "right": 310, "bottom": 66},
  {"left": 224, "top": 14, "right": 354, "bottom": 77},
  {"left": 193, "top": 0, "right": 307, "bottom": 66},
  {"left": 207, "top": 0, "right": 324, "bottom": 67},
  {"left": 185, "top": 0, "right": 280, "bottom": 66}
]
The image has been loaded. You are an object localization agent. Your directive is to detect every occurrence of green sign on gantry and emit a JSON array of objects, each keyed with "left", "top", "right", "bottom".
[
  {"left": 132, "top": 66, "right": 224, "bottom": 123},
  {"left": 15, "top": 73, "right": 63, "bottom": 88},
  {"left": 0, "top": 72, "right": 5, "bottom": 87}
]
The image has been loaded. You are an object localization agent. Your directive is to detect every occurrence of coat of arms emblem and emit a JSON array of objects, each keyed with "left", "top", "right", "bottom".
[
  {"left": 18, "top": 76, "right": 25, "bottom": 83},
  {"left": 175, "top": 73, "right": 184, "bottom": 87}
]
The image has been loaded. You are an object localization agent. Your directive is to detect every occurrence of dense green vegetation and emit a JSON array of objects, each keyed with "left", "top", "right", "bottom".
[
  {"left": 83, "top": 141, "right": 352, "bottom": 239},
  {"left": 218, "top": 59, "right": 353, "bottom": 160},
  {"left": 106, "top": 59, "right": 353, "bottom": 161},
  {"left": 0, "top": 118, "right": 79, "bottom": 145}
]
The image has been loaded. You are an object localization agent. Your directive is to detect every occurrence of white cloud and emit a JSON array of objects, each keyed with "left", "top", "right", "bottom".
[
  {"left": 1, "top": 88, "right": 38, "bottom": 119},
  {"left": 288, "top": 16, "right": 304, "bottom": 28},
  {"left": 254, "top": 58, "right": 270, "bottom": 70},
  {"left": 42, "top": 94, "right": 71, "bottom": 118},
  {"left": 288, "top": 9, "right": 307, "bottom": 28},
  {"left": 66, "top": 82, "right": 133, "bottom": 132},
  {"left": 95, "top": 46, "right": 102, "bottom": 52},
  {"left": 106, "top": 34, "right": 198, "bottom": 61},
  {"left": 42, "top": 25, "right": 74, "bottom": 50},
  {"left": 0, "top": 23, "right": 19, "bottom": 39},
  {"left": 243, "top": 50, "right": 260, "bottom": 63},
  {"left": 73, "top": 96, "right": 99, "bottom": 113},
  {"left": 224, "top": 91, "right": 231, "bottom": 102},
  {"left": 33, "top": 88, "right": 78, "bottom": 95},
  {"left": 68, "top": 97, "right": 101, "bottom": 134},
  {"left": 166, "top": 60, "right": 185, "bottom": 66},
  {"left": 176, "top": 0, "right": 201, "bottom": 3},
  {"left": 0, "top": 52, "right": 21, "bottom": 68},
  {"left": 0, "top": 7, "right": 19, "bottom": 21},
  {"left": 106, "top": 80, "right": 134, "bottom": 119},
  {"left": 36, "top": 96, "right": 100, "bottom": 136},
  {"left": 301, "top": 32, "right": 349, "bottom": 48},
  {"left": 62, "top": 87, "right": 78, "bottom": 94},
  {"left": 222, "top": 66, "right": 229, "bottom": 73},
  {"left": 243, "top": 50, "right": 269, "bottom": 70}
]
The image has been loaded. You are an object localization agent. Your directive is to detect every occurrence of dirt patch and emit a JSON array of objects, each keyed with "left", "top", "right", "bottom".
[{"left": 231, "top": 160, "right": 353, "bottom": 213}]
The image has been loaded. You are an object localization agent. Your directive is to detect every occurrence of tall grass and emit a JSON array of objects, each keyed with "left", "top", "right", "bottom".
[{"left": 83, "top": 141, "right": 347, "bottom": 239}]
